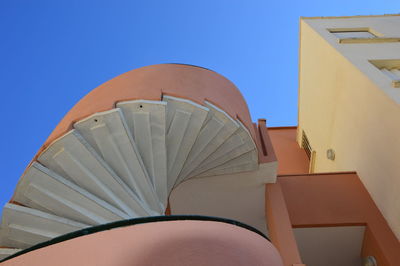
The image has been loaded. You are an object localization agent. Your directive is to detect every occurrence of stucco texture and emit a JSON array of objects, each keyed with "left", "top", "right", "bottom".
[{"left": 2, "top": 220, "right": 283, "bottom": 266}]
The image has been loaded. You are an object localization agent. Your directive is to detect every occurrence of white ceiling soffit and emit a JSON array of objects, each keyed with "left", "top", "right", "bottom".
[
  {"left": 0, "top": 96, "right": 264, "bottom": 253},
  {"left": 293, "top": 226, "right": 365, "bottom": 266}
]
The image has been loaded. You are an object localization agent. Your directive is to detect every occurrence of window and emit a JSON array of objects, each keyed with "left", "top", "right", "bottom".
[
  {"left": 370, "top": 60, "right": 400, "bottom": 88},
  {"left": 302, "top": 130, "right": 316, "bottom": 173},
  {"left": 381, "top": 68, "right": 400, "bottom": 86},
  {"left": 328, "top": 28, "right": 400, "bottom": 44},
  {"left": 330, "top": 30, "right": 376, "bottom": 39},
  {"left": 301, "top": 130, "right": 312, "bottom": 159}
]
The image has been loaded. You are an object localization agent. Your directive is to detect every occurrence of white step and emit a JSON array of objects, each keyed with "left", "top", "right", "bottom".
[
  {"left": 187, "top": 121, "right": 257, "bottom": 178},
  {"left": 0, "top": 204, "right": 88, "bottom": 249},
  {"left": 175, "top": 101, "right": 240, "bottom": 185},
  {"left": 13, "top": 162, "right": 129, "bottom": 225},
  {"left": 163, "top": 96, "right": 209, "bottom": 190},
  {"left": 37, "top": 130, "right": 155, "bottom": 217},
  {"left": 74, "top": 108, "right": 162, "bottom": 213},
  {"left": 117, "top": 100, "right": 168, "bottom": 208},
  {"left": 196, "top": 150, "right": 258, "bottom": 177},
  {"left": 0, "top": 248, "right": 21, "bottom": 261}
]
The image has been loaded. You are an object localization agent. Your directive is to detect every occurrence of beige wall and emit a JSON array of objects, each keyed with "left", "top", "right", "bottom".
[{"left": 297, "top": 15, "right": 400, "bottom": 239}]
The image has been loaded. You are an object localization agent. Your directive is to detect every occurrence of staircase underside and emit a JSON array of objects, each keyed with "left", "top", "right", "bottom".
[{"left": 0, "top": 95, "right": 259, "bottom": 256}]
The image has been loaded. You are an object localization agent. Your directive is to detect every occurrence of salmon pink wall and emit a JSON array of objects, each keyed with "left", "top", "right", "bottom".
[
  {"left": 3, "top": 220, "right": 283, "bottom": 266},
  {"left": 278, "top": 173, "right": 400, "bottom": 266},
  {"left": 268, "top": 127, "right": 309, "bottom": 175}
]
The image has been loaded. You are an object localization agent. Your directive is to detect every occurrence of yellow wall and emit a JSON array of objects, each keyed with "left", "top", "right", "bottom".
[{"left": 298, "top": 15, "right": 400, "bottom": 239}]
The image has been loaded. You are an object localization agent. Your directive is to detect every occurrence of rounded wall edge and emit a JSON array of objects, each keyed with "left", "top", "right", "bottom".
[{"left": 2, "top": 220, "right": 284, "bottom": 266}]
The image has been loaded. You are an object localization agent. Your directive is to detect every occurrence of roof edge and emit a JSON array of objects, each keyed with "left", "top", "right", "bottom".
[{"left": 301, "top": 13, "right": 400, "bottom": 20}]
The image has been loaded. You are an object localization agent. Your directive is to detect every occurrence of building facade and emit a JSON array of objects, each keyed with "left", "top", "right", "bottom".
[{"left": 0, "top": 14, "right": 400, "bottom": 266}]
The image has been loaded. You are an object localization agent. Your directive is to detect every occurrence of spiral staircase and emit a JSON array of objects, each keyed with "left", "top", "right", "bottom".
[{"left": 0, "top": 64, "right": 277, "bottom": 261}]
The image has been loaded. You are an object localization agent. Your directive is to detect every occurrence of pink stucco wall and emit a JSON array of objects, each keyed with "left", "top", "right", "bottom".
[{"left": 3, "top": 220, "right": 283, "bottom": 266}]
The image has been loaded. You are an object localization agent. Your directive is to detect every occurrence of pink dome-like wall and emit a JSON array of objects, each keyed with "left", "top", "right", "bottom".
[{"left": 2, "top": 220, "right": 283, "bottom": 266}]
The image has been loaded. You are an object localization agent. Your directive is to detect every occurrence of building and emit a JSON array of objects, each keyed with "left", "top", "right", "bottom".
[{"left": 0, "top": 14, "right": 400, "bottom": 266}]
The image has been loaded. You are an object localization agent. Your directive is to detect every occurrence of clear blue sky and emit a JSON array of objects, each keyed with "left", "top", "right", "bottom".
[{"left": 0, "top": 1, "right": 399, "bottom": 209}]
